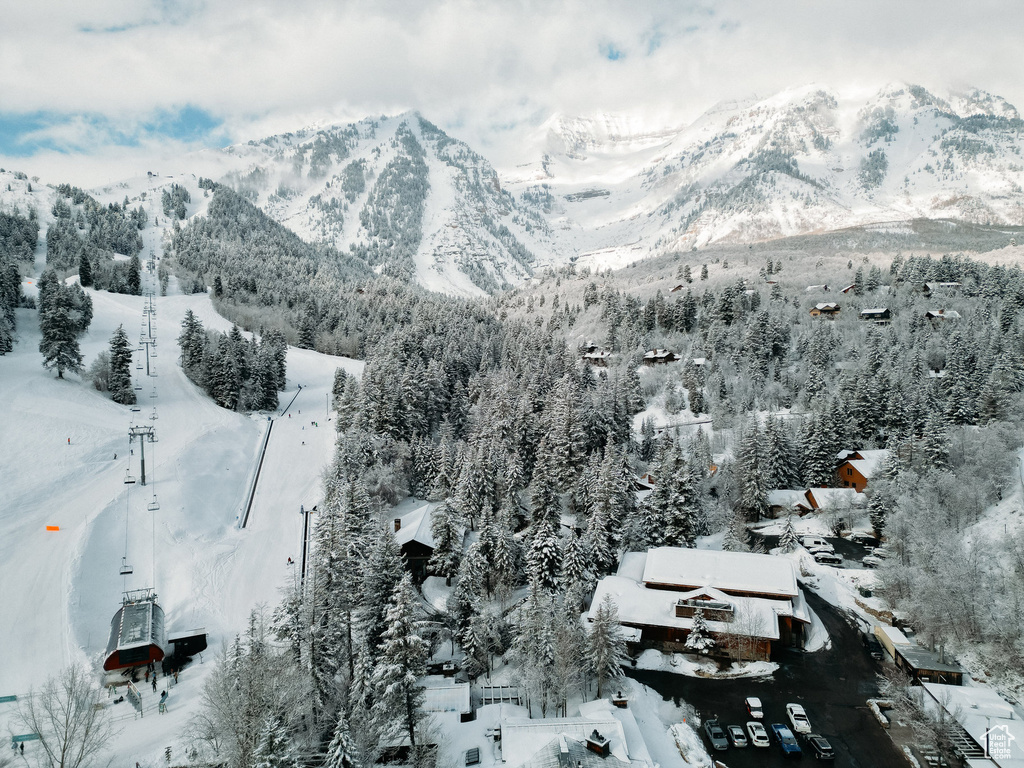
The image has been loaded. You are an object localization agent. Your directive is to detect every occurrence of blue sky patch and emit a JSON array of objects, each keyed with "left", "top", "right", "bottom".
[
  {"left": 600, "top": 42, "right": 625, "bottom": 61},
  {"left": 0, "top": 105, "right": 229, "bottom": 156}
]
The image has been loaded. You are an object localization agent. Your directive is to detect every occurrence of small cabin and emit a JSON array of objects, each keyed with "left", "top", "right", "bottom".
[
  {"left": 894, "top": 644, "right": 965, "bottom": 686},
  {"left": 103, "top": 590, "right": 166, "bottom": 671},
  {"left": 581, "top": 349, "right": 612, "bottom": 367},
  {"left": 925, "top": 309, "right": 960, "bottom": 326},
  {"left": 809, "top": 302, "right": 840, "bottom": 318},
  {"left": 642, "top": 349, "right": 680, "bottom": 366},
  {"left": 859, "top": 307, "right": 891, "bottom": 324}
]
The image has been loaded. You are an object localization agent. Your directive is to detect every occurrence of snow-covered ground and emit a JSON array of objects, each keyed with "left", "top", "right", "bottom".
[{"left": 0, "top": 266, "right": 360, "bottom": 763}]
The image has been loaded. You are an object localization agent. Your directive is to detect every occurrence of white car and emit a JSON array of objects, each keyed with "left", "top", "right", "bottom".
[
  {"left": 745, "top": 696, "right": 763, "bottom": 719},
  {"left": 746, "top": 721, "right": 770, "bottom": 747},
  {"left": 786, "top": 703, "right": 812, "bottom": 734},
  {"left": 800, "top": 536, "right": 835, "bottom": 554}
]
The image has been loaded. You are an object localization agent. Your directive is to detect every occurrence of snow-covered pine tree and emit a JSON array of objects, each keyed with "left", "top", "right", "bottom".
[
  {"left": 735, "top": 416, "right": 768, "bottom": 520},
  {"left": 357, "top": 522, "right": 404, "bottom": 654},
  {"left": 108, "top": 324, "right": 136, "bottom": 405},
  {"left": 526, "top": 519, "right": 562, "bottom": 592},
  {"left": 587, "top": 593, "right": 627, "bottom": 699},
  {"left": 251, "top": 717, "right": 298, "bottom": 768},
  {"left": 372, "top": 574, "right": 427, "bottom": 751},
  {"left": 921, "top": 411, "right": 949, "bottom": 470},
  {"left": 561, "top": 528, "right": 593, "bottom": 610},
  {"left": 779, "top": 515, "right": 799, "bottom": 553},
  {"left": 530, "top": 437, "right": 562, "bottom": 527},
  {"left": 428, "top": 500, "right": 462, "bottom": 585},
  {"left": 684, "top": 607, "right": 716, "bottom": 656},
  {"left": 508, "top": 579, "right": 556, "bottom": 716},
  {"left": 763, "top": 415, "right": 800, "bottom": 489},
  {"left": 323, "top": 711, "right": 360, "bottom": 768},
  {"left": 721, "top": 509, "right": 751, "bottom": 552}
]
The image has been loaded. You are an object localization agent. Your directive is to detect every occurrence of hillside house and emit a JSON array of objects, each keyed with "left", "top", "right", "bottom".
[
  {"left": 393, "top": 502, "right": 441, "bottom": 583},
  {"left": 836, "top": 449, "right": 889, "bottom": 492},
  {"left": 922, "top": 281, "right": 961, "bottom": 297},
  {"left": 895, "top": 645, "right": 965, "bottom": 686},
  {"left": 766, "top": 487, "right": 866, "bottom": 517},
  {"left": 588, "top": 547, "right": 811, "bottom": 661},
  {"left": 840, "top": 284, "right": 857, "bottom": 294},
  {"left": 859, "top": 307, "right": 891, "bottom": 324},
  {"left": 809, "top": 302, "right": 840, "bottom": 318},
  {"left": 926, "top": 309, "right": 961, "bottom": 326},
  {"left": 642, "top": 349, "right": 680, "bottom": 365},
  {"left": 581, "top": 349, "right": 612, "bottom": 366}
]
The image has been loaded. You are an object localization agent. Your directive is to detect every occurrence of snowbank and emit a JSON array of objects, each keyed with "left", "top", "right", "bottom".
[{"left": 635, "top": 649, "right": 778, "bottom": 679}]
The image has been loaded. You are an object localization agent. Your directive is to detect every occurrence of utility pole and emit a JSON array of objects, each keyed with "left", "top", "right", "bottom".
[{"left": 129, "top": 426, "right": 157, "bottom": 485}]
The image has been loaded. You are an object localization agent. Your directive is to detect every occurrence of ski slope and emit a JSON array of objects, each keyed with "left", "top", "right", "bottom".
[{"left": 0, "top": 270, "right": 361, "bottom": 763}]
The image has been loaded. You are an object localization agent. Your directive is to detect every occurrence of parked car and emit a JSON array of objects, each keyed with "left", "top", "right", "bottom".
[
  {"left": 746, "top": 721, "right": 770, "bottom": 747},
  {"left": 704, "top": 719, "right": 729, "bottom": 751},
  {"left": 849, "top": 530, "right": 878, "bottom": 546},
  {"left": 805, "top": 734, "right": 835, "bottom": 760},
  {"left": 862, "top": 553, "right": 884, "bottom": 568},
  {"left": 771, "top": 723, "right": 803, "bottom": 757},
  {"left": 800, "top": 536, "right": 835, "bottom": 554},
  {"left": 862, "top": 631, "right": 883, "bottom": 660},
  {"left": 726, "top": 725, "right": 748, "bottom": 748},
  {"left": 745, "top": 696, "right": 764, "bottom": 719},
  {"left": 786, "top": 703, "right": 812, "bottom": 734},
  {"left": 813, "top": 551, "right": 843, "bottom": 566}
]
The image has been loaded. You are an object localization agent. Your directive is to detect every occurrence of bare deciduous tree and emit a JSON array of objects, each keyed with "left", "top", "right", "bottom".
[{"left": 14, "top": 664, "right": 113, "bottom": 768}]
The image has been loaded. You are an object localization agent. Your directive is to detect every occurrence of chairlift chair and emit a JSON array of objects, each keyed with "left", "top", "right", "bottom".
[
  {"left": 119, "top": 557, "right": 134, "bottom": 575},
  {"left": 147, "top": 497, "right": 160, "bottom": 511},
  {"left": 130, "top": 405, "right": 141, "bottom": 412},
  {"left": 124, "top": 472, "right": 137, "bottom": 485}
]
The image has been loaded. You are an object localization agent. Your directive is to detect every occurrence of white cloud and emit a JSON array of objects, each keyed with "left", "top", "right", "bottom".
[{"left": 2, "top": 0, "right": 1022, "bottom": 182}]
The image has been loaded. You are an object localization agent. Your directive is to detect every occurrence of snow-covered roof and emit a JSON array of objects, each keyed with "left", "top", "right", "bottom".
[
  {"left": 844, "top": 449, "right": 888, "bottom": 479},
  {"left": 616, "top": 551, "right": 649, "bottom": 582},
  {"left": 516, "top": 735, "right": 631, "bottom": 768},
  {"left": 502, "top": 715, "right": 629, "bottom": 768},
  {"left": 420, "top": 677, "right": 471, "bottom": 714},
  {"left": 813, "top": 302, "right": 839, "bottom": 310},
  {"left": 578, "top": 699, "right": 655, "bottom": 768},
  {"left": 875, "top": 624, "right": 911, "bottom": 647},
  {"left": 924, "top": 684, "right": 1024, "bottom": 766},
  {"left": 394, "top": 502, "right": 435, "bottom": 549},
  {"left": 860, "top": 307, "right": 889, "bottom": 314},
  {"left": 767, "top": 489, "right": 810, "bottom": 509},
  {"left": 641, "top": 547, "right": 799, "bottom": 598},
  {"left": 806, "top": 488, "right": 867, "bottom": 510},
  {"left": 588, "top": 575, "right": 783, "bottom": 641},
  {"left": 926, "top": 309, "right": 961, "bottom": 320}
]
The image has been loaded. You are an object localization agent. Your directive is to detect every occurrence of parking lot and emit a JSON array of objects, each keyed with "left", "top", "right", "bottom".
[{"left": 628, "top": 591, "right": 906, "bottom": 767}]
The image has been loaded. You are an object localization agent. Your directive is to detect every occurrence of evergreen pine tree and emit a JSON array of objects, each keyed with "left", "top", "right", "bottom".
[
  {"left": 429, "top": 500, "right": 463, "bottom": 586},
  {"left": 587, "top": 593, "right": 627, "bottom": 698},
  {"left": 323, "top": 712, "right": 360, "bottom": 768},
  {"left": 561, "top": 528, "right": 593, "bottom": 610},
  {"left": 127, "top": 255, "right": 141, "bottom": 295},
  {"left": 251, "top": 717, "right": 297, "bottom": 768},
  {"left": 372, "top": 574, "right": 427, "bottom": 750},
  {"left": 78, "top": 252, "right": 92, "bottom": 287},
  {"left": 684, "top": 607, "right": 716, "bottom": 656},
  {"left": 779, "top": 515, "right": 799, "bottom": 553},
  {"left": 108, "top": 324, "right": 136, "bottom": 405},
  {"left": 526, "top": 519, "right": 562, "bottom": 592}
]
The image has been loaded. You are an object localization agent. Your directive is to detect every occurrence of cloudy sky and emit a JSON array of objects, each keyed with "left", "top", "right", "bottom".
[{"left": 2, "top": 0, "right": 1022, "bottom": 185}]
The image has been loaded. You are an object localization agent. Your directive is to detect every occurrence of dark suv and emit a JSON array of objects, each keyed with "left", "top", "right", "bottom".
[{"left": 805, "top": 734, "right": 835, "bottom": 760}]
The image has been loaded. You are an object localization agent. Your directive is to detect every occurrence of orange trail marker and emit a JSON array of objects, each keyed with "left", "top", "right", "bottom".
[{"left": 46, "top": 525, "right": 60, "bottom": 531}]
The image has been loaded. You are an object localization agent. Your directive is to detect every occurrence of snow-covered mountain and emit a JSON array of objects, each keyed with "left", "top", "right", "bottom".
[
  {"left": 190, "top": 113, "right": 556, "bottom": 296},
  {"left": 505, "top": 83, "right": 1024, "bottom": 270},
  {"left": 3, "top": 84, "right": 1022, "bottom": 294}
]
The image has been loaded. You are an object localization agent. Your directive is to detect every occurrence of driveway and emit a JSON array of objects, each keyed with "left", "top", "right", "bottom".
[{"left": 627, "top": 591, "right": 905, "bottom": 767}]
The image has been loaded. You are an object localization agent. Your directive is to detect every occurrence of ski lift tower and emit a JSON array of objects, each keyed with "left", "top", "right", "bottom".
[
  {"left": 138, "top": 338, "right": 157, "bottom": 377},
  {"left": 128, "top": 425, "right": 157, "bottom": 486}
]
